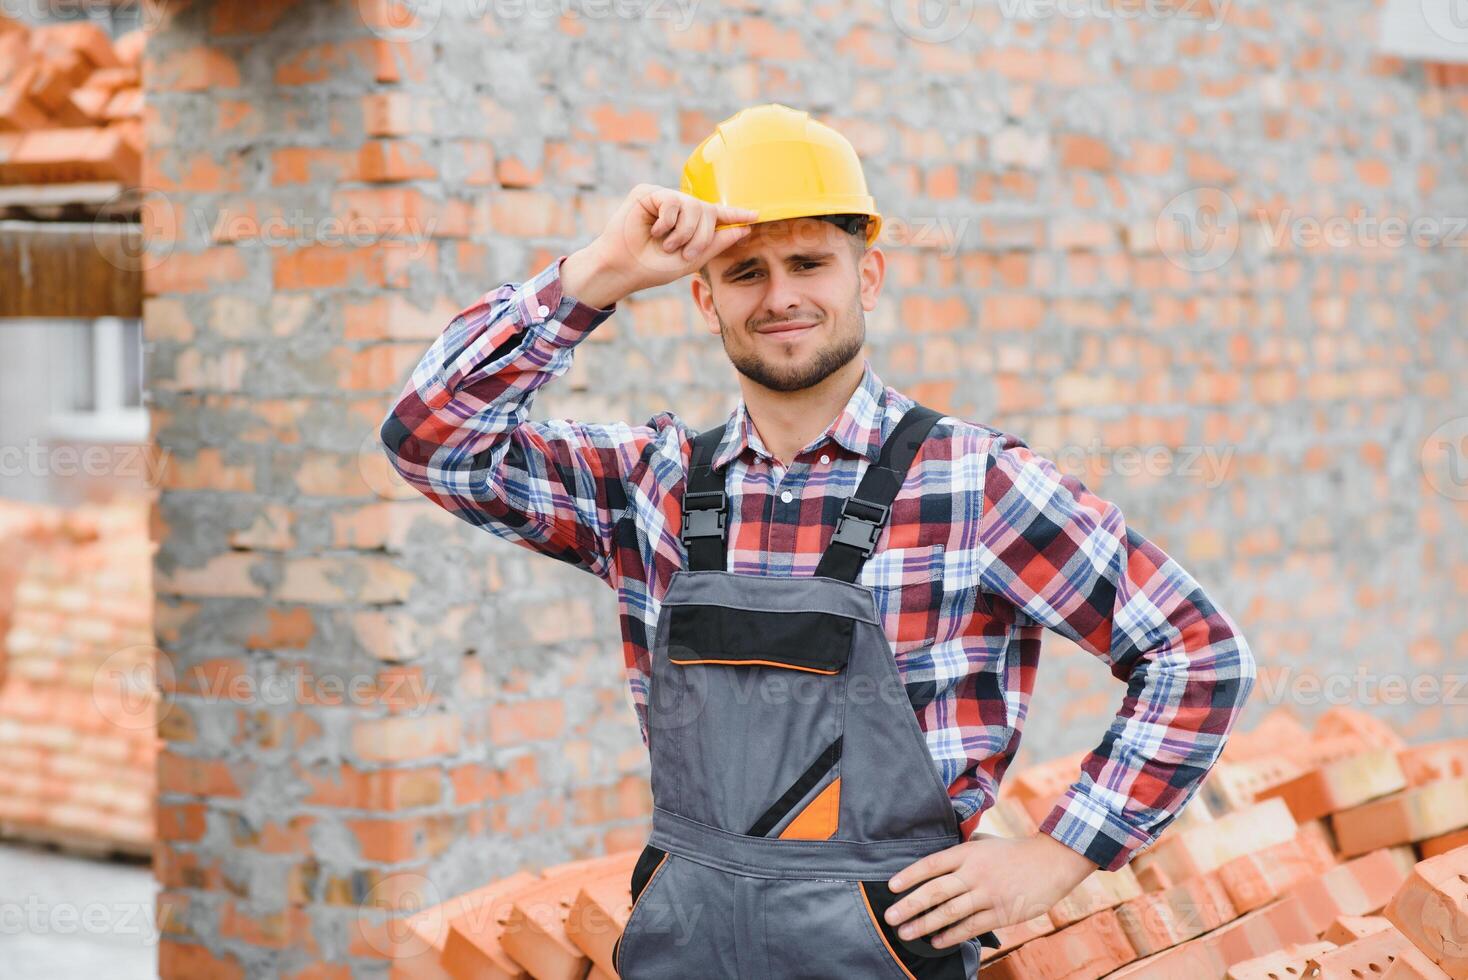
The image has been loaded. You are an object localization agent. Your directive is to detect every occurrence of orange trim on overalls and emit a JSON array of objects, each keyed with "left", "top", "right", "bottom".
[
  {"left": 614, "top": 851, "right": 669, "bottom": 974},
  {"left": 858, "top": 882, "right": 919, "bottom": 980},
  {"left": 668, "top": 656, "right": 840, "bottom": 675},
  {"left": 778, "top": 777, "right": 841, "bottom": 839}
]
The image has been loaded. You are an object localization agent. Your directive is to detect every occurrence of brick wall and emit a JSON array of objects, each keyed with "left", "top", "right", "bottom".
[
  {"left": 142, "top": 0, "right": 1468, "bottom": 974},
  {"left": 0, "top": 499, "right": 155, "bottom": 854}
]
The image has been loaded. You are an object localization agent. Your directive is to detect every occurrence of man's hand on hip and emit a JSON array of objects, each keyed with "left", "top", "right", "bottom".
[{"left": 882, "top": 832, "right": 1100, "bottom": 950}]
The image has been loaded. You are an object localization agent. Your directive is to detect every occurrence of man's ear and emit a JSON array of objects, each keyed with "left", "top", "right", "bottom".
[
  {"left": 858, "top": 246, "right": 885, "bottom": 312},
  {"left": 690, "top": 272, "right": 721, "bottom": 336}
]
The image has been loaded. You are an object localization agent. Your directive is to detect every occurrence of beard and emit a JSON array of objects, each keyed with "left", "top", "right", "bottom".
[{"left": 718, "top": 301, "right": 866, "bottom": 393}]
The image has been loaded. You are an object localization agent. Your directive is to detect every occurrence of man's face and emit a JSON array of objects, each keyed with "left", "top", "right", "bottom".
[{"left": 690, "top": 217, "right": 885, "bottom": 393}]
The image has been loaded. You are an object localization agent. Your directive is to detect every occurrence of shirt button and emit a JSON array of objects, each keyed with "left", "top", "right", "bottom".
[
  {"left": 536, "top": 304, "right": 550, "bottom": 318},
  {"left": 780, "top": 490, "right": 793, "bottom": 504},
  {"left": 819, "top": 454, "right": 830, "bottom": 464}
]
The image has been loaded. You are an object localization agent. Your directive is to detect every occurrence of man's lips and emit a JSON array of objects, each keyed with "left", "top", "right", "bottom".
[{"left": 756, "top": 320, "right": 819, "bottom": 335}]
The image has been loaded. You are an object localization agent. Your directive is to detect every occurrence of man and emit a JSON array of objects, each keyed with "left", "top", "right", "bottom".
[{"left": 380, "top": 104, "right": 1256, "bottom": 978}]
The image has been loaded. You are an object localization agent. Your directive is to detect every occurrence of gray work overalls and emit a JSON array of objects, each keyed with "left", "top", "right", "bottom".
[{"left": 612, "top": 404, "right": 1002, "bottom": 979}]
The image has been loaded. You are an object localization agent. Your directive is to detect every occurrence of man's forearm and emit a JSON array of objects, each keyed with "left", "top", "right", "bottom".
[{"left": 560, "top": 244, "right": 634, "bottom": 311}]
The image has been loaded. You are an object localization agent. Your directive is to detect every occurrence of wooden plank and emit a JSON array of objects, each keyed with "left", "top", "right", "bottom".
[{"left": 0, "top": 219, "right": 141, "bottom": 317}]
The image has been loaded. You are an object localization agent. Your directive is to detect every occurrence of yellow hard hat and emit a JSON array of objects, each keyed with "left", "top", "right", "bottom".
[{"left": 680, "top": 103, "right": 882, "bottom": 249}]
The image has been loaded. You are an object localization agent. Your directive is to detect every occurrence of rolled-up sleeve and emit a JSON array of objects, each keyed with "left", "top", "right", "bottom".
[
  {"left": 977, "top": 432, "right": 1257, "bottom": 872},
  {"left": 378, "top": 254, "right": 657, "bottom": 583}
]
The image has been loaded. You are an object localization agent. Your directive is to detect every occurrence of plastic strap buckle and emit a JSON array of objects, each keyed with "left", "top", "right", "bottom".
[
  {"left": 830, "top": 497, "right": 889, "bottom": 558},
  {"left": 680, "top": 490, "right": 727, "bottom": 541}
]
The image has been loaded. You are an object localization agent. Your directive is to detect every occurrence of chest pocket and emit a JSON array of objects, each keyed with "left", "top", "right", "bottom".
[{"left": 858, "top": 544, "right": 946, "bottom": 647}]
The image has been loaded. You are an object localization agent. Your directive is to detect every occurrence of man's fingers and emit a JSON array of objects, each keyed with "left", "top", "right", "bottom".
[
  {"left": 681, "top": 208, "right": 716, "bottom": 260},
  {"left": 889, "top": 843, "right": 964, "bottom": 892},
  {"left": 716, "top": 204, "right": 760, "bottom": 223},
  {"left": 884, "top": 870, "right": 971, "bottom": 927},
  {"left": 705, "top": 224, "right": 751, "bottom": 258},
  {"left": 663, "top": 201, "right": 700, "bottom": 252},
  {"left": 930, "top": 907, "right": 1004, "bottom": 950},
  {"left": 650, "top": 195, "right": 681, "bottom": 238},
  {"left": 895, "top": 886, "right": 992, "bottom": 939}
]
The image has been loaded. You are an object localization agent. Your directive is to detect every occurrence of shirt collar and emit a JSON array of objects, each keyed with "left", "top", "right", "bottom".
[{"left": 710, "top": 357, "right": 890, "bottom": 470}]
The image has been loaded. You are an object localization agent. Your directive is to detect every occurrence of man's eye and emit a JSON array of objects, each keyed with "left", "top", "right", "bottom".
[{"left": 735, "top": 262, "right": 820, "bottom": 281}]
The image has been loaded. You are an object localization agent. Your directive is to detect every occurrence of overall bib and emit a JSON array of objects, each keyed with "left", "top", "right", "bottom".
[{"left": 612, "top": 404, "right": 1003, "bottom": 979}]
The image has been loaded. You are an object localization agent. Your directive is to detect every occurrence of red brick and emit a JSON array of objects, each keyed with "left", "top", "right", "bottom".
[
  {"left": 1308, "top": 926, "right": 1415, "bottom": 979},
  {"left": 151, "top": 44, "right": 240, "bottom": 91},
  {"left": 1258, "top": 748, "right": 1408, "bottom": 822},
  {"left": 983, "top": 907, "right": 1137, "bottom": 980},
  {"left": 1314, "top": 706, "right": 1406, "bottom": 752},
  {"left": 298, "top": 763, "right": 442, "bottom": 811},
  {"left": 1132, "top": 798, "right": 1298, "bottom": 886},
  {"left": 30, "top": 21, "right": 118, "bottom": 71},
  {"left": 0, "top": 126, "right": 138, "bottom": 183},
  {"left": 983, "top": 913, "right": 1058, "bottom": 961},
  {"left": 359, "top": 139, "right": 437, "bottom": 183},
  {"left": 1050, "top": 867, "right": 1143, "bottom": 927},
  {"left": 114, "top": 29, "right": 144, "bottom": 66},
  {"left": 146, "top": 247, "right": 250, "bottom": 296},
  {"left": 159, "top": 940, "right": 245, "bottom": 980},
  {"left": 1215, "top": 830, "right": 1337, "bottom": 913},
  {"left": 439, "top": 872, "right": 541, "bottom": 976},
  {"left": 1322, "top": 913, "right": 1393, "bottom": 945},
  {"left": 1286, "top": 848, "right": 1411, "bottom": 935},
  {"left": 1207, "top": 895, "right": 1320, "bottom": 970},
  {"left": 1422, "top": 828, "right": 1468, "bottom": 859},
  {"left": 1058, "top": 134, "right": 1112, "bottom": 171},
  {"left": 1225, "top": 942, "right": 1337, "bottom": 980},
  {"left": 1383, "top": 945, "right": 1455, "bottom": 978},
  {"left": 1332, "top": 779, "right": 1468, "bottom": 857},
  {"left": 1115, "top": 870, "right": 1236, "bottom": 956},
  {"left": 1384, "top": 846, "right": 1468, "bottom": 978},
  {"left": 1108, "top": 934, "right": 1225, "bottom": 978},
  {"left": 1399, "top": 739, "right": 1468, "bottom": 787}
]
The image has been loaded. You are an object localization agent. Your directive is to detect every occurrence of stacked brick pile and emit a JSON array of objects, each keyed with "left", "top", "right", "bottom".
[
  {"left": 0, "top": 15, "right": 144, "bottom": 185},
  {"left": 381, "top": 707, "right": 1467, "bottom": 979},
  {"left": 0, "top": 497, "right": 156, "bottom": 855}
]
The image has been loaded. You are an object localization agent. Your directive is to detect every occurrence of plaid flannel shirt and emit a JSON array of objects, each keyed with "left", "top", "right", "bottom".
[{"left": 379, "top": 254, "right": 1257, "bottom": 872}]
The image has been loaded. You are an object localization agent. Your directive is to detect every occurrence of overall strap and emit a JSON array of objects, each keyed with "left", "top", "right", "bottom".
[
  {"left": 680, "top": 424, "right": 731, "bottom": 572},
  {"left": 814, "top": 404, "right": 944, "bottom": 583}
]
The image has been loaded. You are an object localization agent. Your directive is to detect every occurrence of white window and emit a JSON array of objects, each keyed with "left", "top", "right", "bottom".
[{"left": 48, "top": 316, "right": 147, "bottom": 444}]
